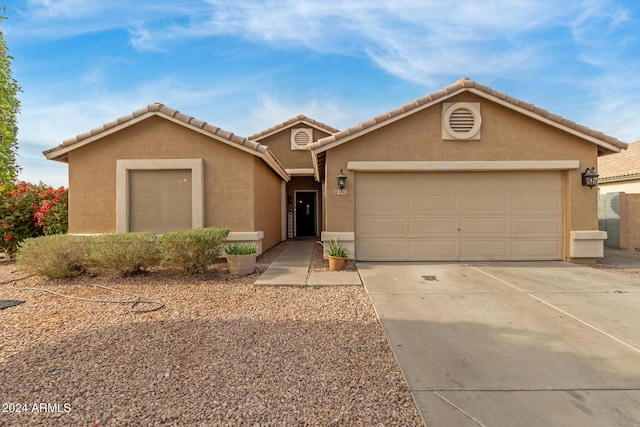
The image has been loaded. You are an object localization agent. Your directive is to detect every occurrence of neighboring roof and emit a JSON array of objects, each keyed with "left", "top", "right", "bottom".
[
  {"left": 248, "top": 115, "right": 339, "bottom": 141},
  {"left": 598, "top": 140, "right": 640, "bottom": 182},
  {"left": 44, "top": 103, "right": 289, "bottom": 181},
  {"left": 309, "top": 77, "right": 628, "bottom": 157}
]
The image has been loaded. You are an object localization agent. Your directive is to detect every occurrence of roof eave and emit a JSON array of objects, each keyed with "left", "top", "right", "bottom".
[
  {"left": 43, "top": 111, "right": 158, "bottom": 162},
  {"left": 310, "top": 90, "right": 463, "bottom": 158},
  {"left": 310, "top": 84, "right": 626, "bottom": 159},
  {"left": 249, "top": 117, "right": 339, "bottom": 141},
  {"left": 599, "top": 173, "right": 640, "bottom": 183},
  {"left": 44, "top": 108, "right": 291, "bottom": 180},
  {"left": 464, "top": 88, "right": 627, "bottom": 155}
]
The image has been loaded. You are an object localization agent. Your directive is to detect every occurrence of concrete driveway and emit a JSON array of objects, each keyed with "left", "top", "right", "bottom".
[{"left": 358, "top": 261, "right": 640, "bottom": 427}]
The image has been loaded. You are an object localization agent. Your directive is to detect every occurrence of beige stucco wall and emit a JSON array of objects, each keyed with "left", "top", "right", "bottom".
[
  {"left": 323, "top": 93, "right": 600, "bottom": 259},
  {"left": 67, "top": 116, "right": 281, "bottom": 244},
  {"left": 253, "top": 157, "right": 284, "bottom": 249},
  {"left": 258, "top": 125, "right": 331, "bottom": 170}
]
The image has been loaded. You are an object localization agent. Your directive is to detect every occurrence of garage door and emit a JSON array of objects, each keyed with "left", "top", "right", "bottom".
[{"left": 355, "top": 171, "right": 563, "bottom": 261}]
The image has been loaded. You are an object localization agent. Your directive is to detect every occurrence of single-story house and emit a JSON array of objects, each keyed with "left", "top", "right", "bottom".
[
  {"left": 597, "top": 141, "right": 640, "bottom": 250},
  {"left": 44, "top": 78, "right": 628, "bottom": 262}
]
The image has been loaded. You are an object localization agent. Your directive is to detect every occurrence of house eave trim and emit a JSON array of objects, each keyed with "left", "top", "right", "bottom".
[
  {"left": 466, "top": 88, "right": 625, "bottom": 154},
  {"left": 347, "top": 160, "right": 581, "bottom": 172},
  {"left": 599, "top": 174, "right": 640, "bottom": 183},
  {"left": 285, "top": 168, "right": 315, "bottom": 176},
  {"left": 252, "top": 120, "right": 335, "bottom": 142}
]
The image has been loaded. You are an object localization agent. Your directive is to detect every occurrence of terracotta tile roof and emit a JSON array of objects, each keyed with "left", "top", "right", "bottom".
[
  {"left": 45, "top": 103, "right": 269, "bottom": 157},
  {"left": 309, "top": 77, "right": 627, "bottom": 153},
  {"left": 598, "top": 140, "right": 640, "bottom": 180},
  {"left": 248, "top": 115, "right": 339, "bottom": 141},
  {"left": 44, "top": 103, "right": 289, "bottom": 181}
]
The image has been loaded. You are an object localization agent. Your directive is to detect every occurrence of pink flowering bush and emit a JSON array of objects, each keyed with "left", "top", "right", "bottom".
[{"left": 0, "top": 182, "right": 68, "bottom": 255}]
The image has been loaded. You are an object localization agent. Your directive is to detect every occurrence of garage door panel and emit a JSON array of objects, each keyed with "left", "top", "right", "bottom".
[
  {"left": 460, "top": 195, "right": 510, "bottom": 212},
  {"left": 512, "top": 194, "right": 562, "bottom": 213},
  {"left": 356, "top": 194, "right": 405, "bottom": 215},
  {"left": 357, "top": 240, "right": 407, "bottom": 261},
  {"left": 409, "top": 195, "right": 457, "bottom": 212},
  {"left": 355, "top": 171, "right": 563, "bottom": 261},
  {"left": 460, "top": 217, "right": 509, "bottom": 234},
  {"left": 409, "top": 240, "right": 458, "bottom": 260},
  {"left": 460, "top": 174, "right": 511, "bottom": 191},
  {"left": 512, "top": 240, "right": 562, "bottom": 259},
  {"left": 408, "top": 218, "right": 457, "bottom": 235},
  {"left": 460, "top": 240, "right": 510, "bottom": 260},
  {"left": 512, "top": 217, "right": 562, "bottom": 235},
  {"left": 357, "top": 218, "right": 405, "bottom": 237}
]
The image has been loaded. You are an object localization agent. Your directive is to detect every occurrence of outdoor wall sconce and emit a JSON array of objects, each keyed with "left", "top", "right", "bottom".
[
  {"left": 337, "top": 169, "right": 347, "bottom": 189},
  {"left": 581, "top": 167, "right": 599, "bottom": 189}
]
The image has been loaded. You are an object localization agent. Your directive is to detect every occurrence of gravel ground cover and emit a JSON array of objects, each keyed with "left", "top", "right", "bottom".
[
  {"left": 3, "top": 243, "right": 638, "bottom": 426},
  {"left": 309, "top": 240, "right": 357, "bottom": 273},
  {"left": 590, "top": 247, "right": 640, "bottom": 279},
  {"left": 0, "top": 242, "right": 421, "bottom": 426}
]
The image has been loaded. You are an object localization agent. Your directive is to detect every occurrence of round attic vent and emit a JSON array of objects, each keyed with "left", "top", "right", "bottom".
[
  {"left": 443, "top": 102, "right": 481, "bottom": 140},
  {"left": 291, "top": 128, "right": 313, "bottom": 149}
]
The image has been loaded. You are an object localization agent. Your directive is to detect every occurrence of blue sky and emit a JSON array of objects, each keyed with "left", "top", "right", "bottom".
[{"left": 3, "top": 0, "right": 640, "bottom": 187}]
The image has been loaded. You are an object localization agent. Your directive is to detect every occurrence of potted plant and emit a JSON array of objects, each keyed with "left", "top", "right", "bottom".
[
  {"left": 325, "top": 239, "right": 349, "bottom": 271},
  {"left": 225, "top": 242, "right": 258, "bottom": 276}
]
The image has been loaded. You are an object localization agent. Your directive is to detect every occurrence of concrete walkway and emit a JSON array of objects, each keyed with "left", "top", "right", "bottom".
[{"left": 254, "top": 239, "right": 361, "bottom": 286}]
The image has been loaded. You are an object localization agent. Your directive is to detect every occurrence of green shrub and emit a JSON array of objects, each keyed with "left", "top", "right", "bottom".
[
  {"left": 158, "top": 227, "right": 230, "bottom": 274},
  {"left": 16, "top": 234, "right": 88, "bottom": 279},
  {"left": 87, "top": 232, "right": 159, "bottom": 276},
  {"left": 225, "top": 242, "right": 257, "bottom": 255}
]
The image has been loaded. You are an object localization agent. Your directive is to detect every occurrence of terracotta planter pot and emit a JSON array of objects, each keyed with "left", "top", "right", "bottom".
[
  {"left": 226, "top": 253, "right": 257, "bottom": 276},
  {"left": 328, "top": 255, "right": 346, "bottom": 271}
]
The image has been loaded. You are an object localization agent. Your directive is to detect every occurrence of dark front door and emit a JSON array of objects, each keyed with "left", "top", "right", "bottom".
[{"left": 295, "top": 191, "right": 316, "bottom": 237}]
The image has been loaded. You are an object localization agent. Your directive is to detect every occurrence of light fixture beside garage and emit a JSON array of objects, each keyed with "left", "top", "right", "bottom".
[
  {"left": 581, "top": 167, "right": 599, "bottom": 189},
  {"left": 337, "top": 169, "right": 347, "bottom": 189}
]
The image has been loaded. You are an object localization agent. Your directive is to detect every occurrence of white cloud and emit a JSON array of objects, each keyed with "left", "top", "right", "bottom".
[
  {"left": 9, "top": 0, "right": 640, "bottom": 186},
  {"left": 570, "top": 0, "right": 630, "bottom": 44},
  {"left": 116, "top": 0, "right": 621, "bottom": 86},
  {"left": 25, "top": 0, "right": 94, "bottom": 18},
  {"left": 581, "top": 69, "right": 640, "bottom": 143},
  {"left": 11, "top": 0, "right": 636, "bottom": 88}
]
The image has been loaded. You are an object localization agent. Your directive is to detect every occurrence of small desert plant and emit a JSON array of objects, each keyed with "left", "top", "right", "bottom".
[
  {"left": 16, "top": 234, "right": 88, "bottom": 278},
  {"left": 87, "top": 232, "right": 159, "bottom": 276},
  {"left": 325, "top": 239, "right": 348, "bottom": 258},
  {"left": 158, "top": 227, "right": 230, "bottom": 274},
  {"left": 225, "top": 242, "right": 257, "bottom": 255}
]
